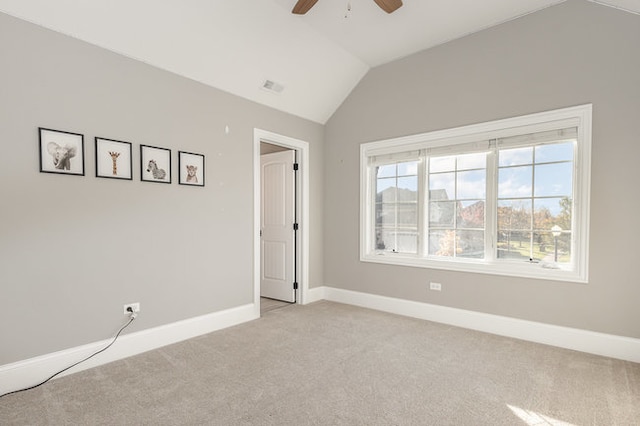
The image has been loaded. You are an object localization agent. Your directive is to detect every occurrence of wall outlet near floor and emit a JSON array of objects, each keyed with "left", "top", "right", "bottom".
[
  {"left": 123, "top": 302, "right": 140, "bottom": 315},
  {"left": 429, "top": 282, "right": 442, "bottom": 291}
]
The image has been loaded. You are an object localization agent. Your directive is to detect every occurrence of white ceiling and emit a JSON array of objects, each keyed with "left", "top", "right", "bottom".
[{"left": 0, "top": 0, "right": 638, "bottom": 124}]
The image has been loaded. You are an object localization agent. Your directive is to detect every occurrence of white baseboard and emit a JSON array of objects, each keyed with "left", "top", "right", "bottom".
[
  {"left": 0, "top": 303, "right": 258, "bottom": 396},
  {"left": 304, "top": 286, "right": 326, "bottom": 304},
  {"left": 321, "top": 286, "right": 640, "bottom": 364},
  {"left": 3, "top": 289, "right": 637, "bottom": 396}
]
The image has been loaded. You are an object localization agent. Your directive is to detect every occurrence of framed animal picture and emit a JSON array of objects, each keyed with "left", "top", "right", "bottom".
[
  {"left": 140, "top": 144, "right": 171, "bottom": 184},
  {"left": 95, "top": 137, "right": 133, "bottom": 180},
  {"left": 178, "top": 151, "right": 205, "bottom": 187},
  {"left": 39, "top": 127, "right": 85, "bottom": 176}
]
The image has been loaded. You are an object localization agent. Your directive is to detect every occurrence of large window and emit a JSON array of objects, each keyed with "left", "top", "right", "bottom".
[{"left": 360, "top": 105, "right": 591, "bottom": 282}]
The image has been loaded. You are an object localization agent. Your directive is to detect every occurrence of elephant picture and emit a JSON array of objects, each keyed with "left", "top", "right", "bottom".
[
  {"left": 47, "top": 142, "right": 77, "bottom": 170},
  {"left": 39, "top": 127, "right": 85, "bottom": 175}
]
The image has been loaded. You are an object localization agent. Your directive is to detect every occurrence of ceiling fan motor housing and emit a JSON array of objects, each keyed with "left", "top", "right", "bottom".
[{"left": 292, "top": 0, "right": 402, "bottom": 15}]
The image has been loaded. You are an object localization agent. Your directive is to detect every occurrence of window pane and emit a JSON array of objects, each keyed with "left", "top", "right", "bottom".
[
  {"left": 499, "top": 146, "right": 533, "bottom": 167},
  {"left": 376, "top": 229, "right": 418, "bottom": 254},
  {"left": 398, "top": 161, "right": 419, "bottom": 176},
  {"left": 429, "top": 201, "right": 455, "bottom": 227},
  {"left": 376, "top": 178, "right": 396, "bottom": 202},
  {"left": 535, "top": 142, "right": 574, "bottom": 163},
  {"left": 526, "top": 231, "right": 571, "bottom": 263},
  {"left": 397, "top": 176, "right": 418, "bottom": 201},
  {"left": 376, "top": 229, "right": 395, "bottom": 251},
  {"left": 430, "top": 156, "right": 455, "bottom": 173},
  {"left": 498, "top": 165, "right": 532, "bottom": 198},
  {"left": 429, "top": 230, "right": 456, "bottom": 257},
  {"left": 457, "top": 152, "right": 486, "bottom": 170},
  {"left": 376, "top": 203, "right": 396, "bottom": 226},
  {"left": 377, "top": 164, "right": 396, "bottom": 178},
  {"left": 534, "top": 162, "right": 573, "bottom": 197},
  {"left": 532, "top": 232, "right": 558, "bottom": 262},
  {"left": 533, "top": 197, "right": 571, "bottom": 231},
  {"left": 497, "top": 231, "right": 532, "bottom": 260},
  {"left": 396, "top": 230, "right": 418, "bottom": 254},
  {"left": 458, "top": 230, "right": 484, "bottom": 259},
  {"left": 555, "top": 232, "right": 572, "bottom": 264},
  {"left": 429, "top": 172, "right": 455, "bottom": 200},
  {"left": 398, "top": 203, "right": 418, "bottom": 226},
  {"left": 498, "top": 200, "right": 532, "bottom": 231},
  {"left": 374, "top": 228, "right": 387, "bottom": 250},
  {"left": 457, "top": 169, "right": 486, "bottom": 199},
  {"left": 458, "top": 200, "right": 485, "bottom": 229}
]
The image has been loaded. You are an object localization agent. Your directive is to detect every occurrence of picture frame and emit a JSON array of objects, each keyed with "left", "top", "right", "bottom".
[
  {"left": 178, "top": 151, "right": 205, "bottom": 187},
  {"left": 140, "top": 144, "right": 171, "bottom": 184},
  {"left": 39, "top": 127, "right": 84, "bottom": 176},
  {"left": 95, "top": 137, "right": 133, "bottom": 180}
]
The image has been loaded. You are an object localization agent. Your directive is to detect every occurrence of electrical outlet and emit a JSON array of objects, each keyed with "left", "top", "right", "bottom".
[
  {"left": 123, "top": 302, "right": 140, "bottom": 315},
  {"left": 429, "top": 282, "right": 442, "bottom": 291}
]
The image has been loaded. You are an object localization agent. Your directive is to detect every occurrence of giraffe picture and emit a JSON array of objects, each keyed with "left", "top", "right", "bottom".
[{"left": 95, "top": 137, "right": 133, "bottom": 180}]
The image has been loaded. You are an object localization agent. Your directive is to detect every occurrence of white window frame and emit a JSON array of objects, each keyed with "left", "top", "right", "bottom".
[{"left": 360, "top": 104, "right": 592, "bottom": 283}]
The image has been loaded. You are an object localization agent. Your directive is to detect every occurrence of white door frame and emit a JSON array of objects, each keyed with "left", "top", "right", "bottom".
[{"left": 254, "top": 129, "right": 310, "bottom": 312}]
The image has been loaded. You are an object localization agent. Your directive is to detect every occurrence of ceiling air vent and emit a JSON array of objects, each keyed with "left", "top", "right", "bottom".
[{"left": 262, "top": 79, "right": 285, "bottom": 94}]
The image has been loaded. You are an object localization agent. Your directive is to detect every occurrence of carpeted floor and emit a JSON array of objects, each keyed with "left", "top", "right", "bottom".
[
  {"left": 260, "top": 297, "right": 293, "bottom": 315},
  {"left": 1, "top": 301, "right": 639, "bottom": 425}
]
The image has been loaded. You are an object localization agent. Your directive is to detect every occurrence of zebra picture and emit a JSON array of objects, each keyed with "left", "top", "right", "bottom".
[
  {"left": 146, "top": 159, "right": 166, "bottom": 180},
  {"left": 140, "top": 145, "right": 171, "bottom": 184}
]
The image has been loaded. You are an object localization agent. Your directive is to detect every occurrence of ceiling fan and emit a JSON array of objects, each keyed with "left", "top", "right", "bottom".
[{"left": 292, "top": 0, "right": 403, "bottom": 15}]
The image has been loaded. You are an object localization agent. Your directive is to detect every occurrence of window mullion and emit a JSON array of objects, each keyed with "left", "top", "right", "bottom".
[
  {"left": 368, "top": 165, "right": 375, "bottom": 254},
  {"left": 485, "top": 145, "right": 498, "bottom": 262},
  {"left": 418, "top": 154, "right": 427, "bottom": 258},
  {"left": 453, "top": 159, "right": 458, "bottom": 258},
  {"left": 393, "top": 172, "right": 398, "bottom": 252}
]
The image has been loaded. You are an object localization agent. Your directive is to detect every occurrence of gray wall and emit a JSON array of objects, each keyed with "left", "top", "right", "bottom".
[
  {"left": 260, "top": 142, "right": 290, "bottom": 155},
  {"left": 0, "top": 12, "right": 324, "bottom": 365},
  {"left": 325, "top": 0, "right": 640, "bottom": 339}
]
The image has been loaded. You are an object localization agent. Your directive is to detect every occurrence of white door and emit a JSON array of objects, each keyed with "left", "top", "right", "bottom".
[{"left": 261, "top": 150, "right": 296, "bottom": 302}]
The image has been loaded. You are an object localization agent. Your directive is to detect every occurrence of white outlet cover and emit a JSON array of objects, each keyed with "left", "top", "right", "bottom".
[{"left": 123, "top": 303, "right": 140, "bottom": 314}]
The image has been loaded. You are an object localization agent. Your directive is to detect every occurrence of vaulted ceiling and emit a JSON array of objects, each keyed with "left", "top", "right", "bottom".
[{"left": 0, "top": 0, "right": 637, "bottom": 124}]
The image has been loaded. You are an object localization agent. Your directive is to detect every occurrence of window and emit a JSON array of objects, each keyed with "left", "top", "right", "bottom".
[
  {"left": 360, "top": 105, "right": 591, "bottom": 282},
  {"left": 375, "top": 160, "right": 419, "bottom": 254},
  {"left": 428, "top": 152, "right": 487, "bottom": 259},
  {"left": 497, "top": 139, "right": 574, "bottom": 264}
]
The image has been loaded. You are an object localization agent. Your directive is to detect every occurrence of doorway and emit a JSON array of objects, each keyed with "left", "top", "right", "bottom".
[
  {"left": 253, "top": 129, "right": 310, "bottom": 314},
  {"left": 260, "top": 145, "right": 296, "bottom": 303}
]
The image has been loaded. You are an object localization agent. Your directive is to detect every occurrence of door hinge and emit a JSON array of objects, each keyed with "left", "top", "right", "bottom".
[
  {"left": 293, "top": 282, "right": 298, "bottom": 290},
  {"left": 293, "top": 223, "right": 299, "bottom": 231},
  {"left": 293, "top": 163, "right": 299, "bottom": 171}
]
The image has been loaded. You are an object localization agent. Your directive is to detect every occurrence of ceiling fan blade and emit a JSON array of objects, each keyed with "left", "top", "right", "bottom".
[
  {"left": 373, "top": 0, "right": 403, "bottom": 14},
  {"left": 292, "top": 0, "right": 320, "bottom": 15}
]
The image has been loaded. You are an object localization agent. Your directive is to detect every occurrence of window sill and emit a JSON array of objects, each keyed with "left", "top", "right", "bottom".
[{"left": 360, "top": 252, "right": 587, "bottom": 283}]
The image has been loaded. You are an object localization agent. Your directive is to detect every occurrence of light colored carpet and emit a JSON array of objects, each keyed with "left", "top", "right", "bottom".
[
  {"left": 1, "top": 301, "right": 638, "bottom": 425},
  {"left": 260, "top": 297, "right": 293, "bottom": 315}
]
